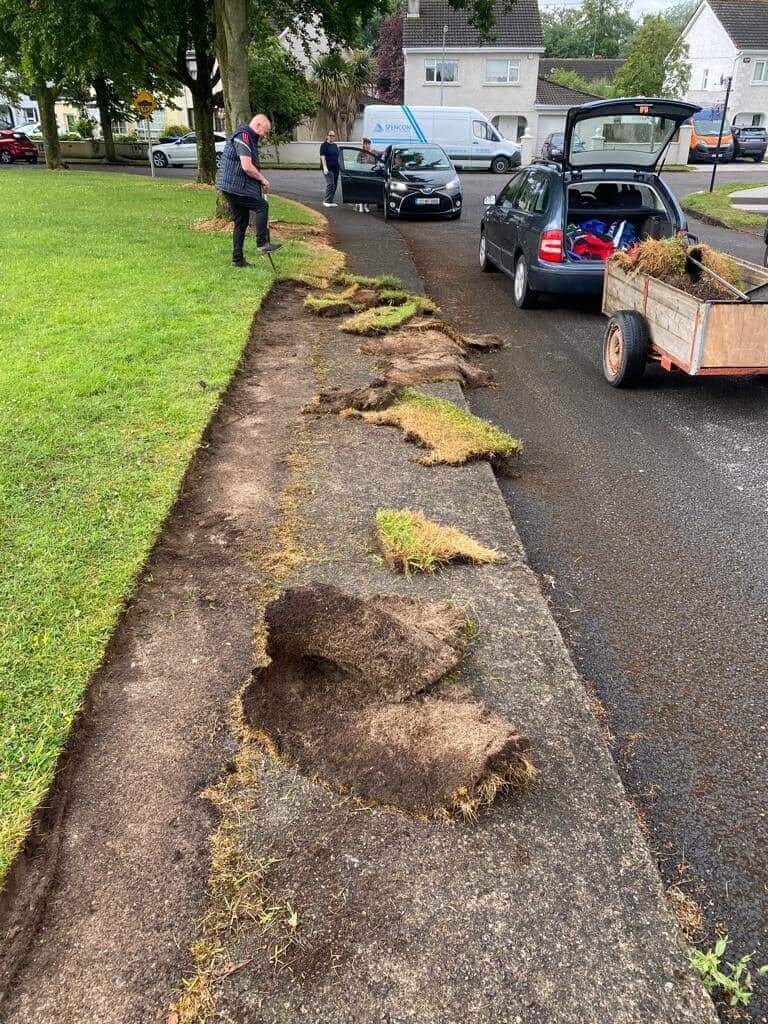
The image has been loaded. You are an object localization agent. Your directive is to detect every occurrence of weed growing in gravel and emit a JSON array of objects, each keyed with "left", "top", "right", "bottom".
[
  {"left": 359, "top": 389, "right": 523, "bottom": 466},
  {"left": 375, "top": 508, "right": 503, "bottom": 574},
  {"left": 688, "top": 936, "right": 768, "bottom": 1010}
]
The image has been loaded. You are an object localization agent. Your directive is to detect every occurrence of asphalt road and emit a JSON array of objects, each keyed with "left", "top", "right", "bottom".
[
  {"left": 18, "top": 158, "right": 768, "bottom": 1013},
  {"left": 262, "top": 165, "right": 768, "bottom": 1017}
]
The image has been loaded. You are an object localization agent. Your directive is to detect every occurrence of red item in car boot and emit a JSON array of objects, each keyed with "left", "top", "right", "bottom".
[{"left": 572, "top": 233, "right": 615, "bottom": 260}]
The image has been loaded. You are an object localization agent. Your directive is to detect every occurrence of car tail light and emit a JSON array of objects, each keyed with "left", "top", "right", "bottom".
[{"left": 539, "top": 229, "right": 563, "bottom": 263}]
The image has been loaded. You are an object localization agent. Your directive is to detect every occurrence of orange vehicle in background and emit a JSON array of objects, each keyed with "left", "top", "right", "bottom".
[{"left": 688, "top": 107, "right": 734, "bottom": 162}]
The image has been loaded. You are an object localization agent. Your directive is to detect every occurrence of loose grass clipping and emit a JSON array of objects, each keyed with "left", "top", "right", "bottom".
[
  {"left": 304, "top": 282, "right": 387, "bottom": 318},
  {"left": 355, "top": 388, "right": 522, "bottom": 467},
  {"left": 241, "top": 583, "right": 534, "bottom": 819},
  {"left": 376, "top": 508, "right": 504, "bottom": 574},
  {"left": 612, "top": 236, "right": 744, "bottom": 299},
  {"left": 303, "top": 379, "right": 401, "bottom": 415}
]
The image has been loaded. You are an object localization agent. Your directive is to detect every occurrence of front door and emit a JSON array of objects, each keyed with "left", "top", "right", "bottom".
[{"left": 339, "top": 147, "right": 386, "bottom": 205}]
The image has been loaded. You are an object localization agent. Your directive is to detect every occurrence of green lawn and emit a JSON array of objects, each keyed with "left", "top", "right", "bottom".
[
  {"left": 682, "top": 180, "right": 768, "bottom": 230},
  {"left": 0, "top": 170, "right": 320, "bottom": 878}
]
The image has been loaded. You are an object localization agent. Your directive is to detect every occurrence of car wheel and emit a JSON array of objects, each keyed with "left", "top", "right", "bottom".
[
  {"left": 152, "top": 151, "right": 169, "bottom": 168},
  {"left": 755, "top": 153, "right": 765, "bottom": 163},
  {"left": 479, "top": 231, "right": 497, "bottom": 273},
  {"left": 602, "top": 311, "right": 649, "bottom": 387},
  {"left": 512, "top": 254, "right": 537, "bottom": 308},
  {"left": 26, "top": 155, "right": 38, "bottom": 163},
  {"left": 215, "top": 152, "right": 222, "bottom": 168},
  {"left": 491, "top": 156, "right": 510, "bottom": 174},
  {"left": 0, "top": 150, "right": 13, "bottom": 164}
]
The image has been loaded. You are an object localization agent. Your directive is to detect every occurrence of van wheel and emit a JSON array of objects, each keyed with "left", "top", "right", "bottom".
[
  {"left": 602, "top": 311, "right": 649, "bottom": 387},
  {"left": 491, "top": 156, "right": 510, "bottom": 174},
  {"left": 512, "top": 254, "right": 537, "bottom": 308}
]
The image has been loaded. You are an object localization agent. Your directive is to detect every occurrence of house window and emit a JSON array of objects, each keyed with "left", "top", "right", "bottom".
[
  {"left": 425, "top": 59, "right": 458, "bottom": 83},
  {"left": 753, "top": 60, "right": 768, "bottom": 83},
  {"left": 486, "top": 59, "right": 520, "bottom": 84},
  {"left": 22, "top": 107, "right": 36, "bottom": 121},
  {"left": 702, "top": 68, "right": 709, "bottom": 89}
]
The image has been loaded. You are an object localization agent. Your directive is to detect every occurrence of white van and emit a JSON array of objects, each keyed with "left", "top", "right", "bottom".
[{"left": 362, "top": 105, "right": 521, "bottom": 173}]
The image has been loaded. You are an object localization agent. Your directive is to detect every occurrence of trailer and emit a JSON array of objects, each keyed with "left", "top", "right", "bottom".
[{"left": 600, "top": 255, "right": 768, "bottom": 387}]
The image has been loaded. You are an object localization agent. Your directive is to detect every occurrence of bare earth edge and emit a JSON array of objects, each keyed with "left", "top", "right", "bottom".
[{"left": 0, "top": 243, "right": 718, "bottom": 1021}]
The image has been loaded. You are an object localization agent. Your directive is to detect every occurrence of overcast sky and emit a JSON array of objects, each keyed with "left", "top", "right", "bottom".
[{"left": 539, "top": 0, "right": 678, "bottom": 21}]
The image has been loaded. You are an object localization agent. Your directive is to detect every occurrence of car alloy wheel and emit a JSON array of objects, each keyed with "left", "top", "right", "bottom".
[
  {"left": 215, "top": 152, "right": 222, "bottom": 168},
  {"left": 479, "top": 232, "right": 496, "bottom": 272},
  {"left": 152, "top": 151, "right": 168, "bottom": 168},
  {"left": 0, "top": 150, "right": 12, "bottom": 164}
]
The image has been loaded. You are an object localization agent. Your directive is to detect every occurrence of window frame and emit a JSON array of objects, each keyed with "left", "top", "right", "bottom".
[
  {"left": 485, "top": 58, "right": 520, "bottom": 85},
  {"left": 753, "top": 60, "right": 768, "bottom": 84},
  {"left": 424, "top": 58, "right": 459, "bottom": 84},
  {"left": 701, "top": 68, "right": 709, "bottom": 90}
]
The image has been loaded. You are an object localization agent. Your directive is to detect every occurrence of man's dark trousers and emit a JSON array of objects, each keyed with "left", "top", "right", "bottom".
[
  {"left": 222, "top": 190, "right": 269, "bottom": 262},
  {"left": 324, "top": 169, "right": 339, "bottom": 203}
]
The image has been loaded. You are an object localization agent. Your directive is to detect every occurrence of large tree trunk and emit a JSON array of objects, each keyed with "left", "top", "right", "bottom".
[
  {"left": 191, "top": 85, "right": 217, "bottom": 184},
  {"left": 214, "top": 0, "right": 251, "bottom": 132},
  {"left": 37, "top": 82, "right": 63, "bottom": 169},
  {"left": 93, "top": 75, "right": 117, "bottom": 163}
]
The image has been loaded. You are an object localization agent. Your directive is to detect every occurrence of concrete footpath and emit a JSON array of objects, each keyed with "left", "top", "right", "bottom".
[{"left": 209, "top": 208, "right": 718, "bottom": 1022}]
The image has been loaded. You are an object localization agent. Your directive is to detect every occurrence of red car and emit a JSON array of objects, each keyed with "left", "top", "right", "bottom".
[{"left": 0, "top": 130, "right": 38, "bottom": 165}]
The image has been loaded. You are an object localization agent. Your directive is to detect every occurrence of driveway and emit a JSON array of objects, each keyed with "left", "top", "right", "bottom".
[{"left": 266, "top": 165, "right": 768, "bottom": 1017}]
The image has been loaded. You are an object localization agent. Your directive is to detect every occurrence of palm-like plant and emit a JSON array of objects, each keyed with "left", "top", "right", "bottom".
[{"left": 311, "top": 50, "right": 374, "bottom": 139}]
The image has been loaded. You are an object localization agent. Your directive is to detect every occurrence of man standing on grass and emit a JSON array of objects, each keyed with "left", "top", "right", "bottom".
[
  {"left": 216, "top": 113, "right": 281, "bottom": 268},
  {"left": 320, "top": 129, "right": 340, "bottom": 207}
]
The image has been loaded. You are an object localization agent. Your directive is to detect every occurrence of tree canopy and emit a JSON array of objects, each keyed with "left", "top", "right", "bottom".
[
  {"left": 613, "top": 14, "right": 691, "bottom": 98},
  {"left": 247, "top": 35, "right": 317, "bottom": 141},
  {"left": 542, "top": 0, "right": 636, "bottom": 58}
]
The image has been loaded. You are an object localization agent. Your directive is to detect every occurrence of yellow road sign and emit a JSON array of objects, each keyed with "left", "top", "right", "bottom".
[{"left": 133, "top": 90, "right": 157, "bottom": 119}]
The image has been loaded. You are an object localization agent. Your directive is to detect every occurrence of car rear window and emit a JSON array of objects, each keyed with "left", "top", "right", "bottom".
[{"left": 12, "top": 132, "right": 30, "bottom": 141}]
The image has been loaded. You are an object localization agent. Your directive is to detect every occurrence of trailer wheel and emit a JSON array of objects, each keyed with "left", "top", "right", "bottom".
[{"left": 602, "top": 311, "right": 649, "bottom": 387}]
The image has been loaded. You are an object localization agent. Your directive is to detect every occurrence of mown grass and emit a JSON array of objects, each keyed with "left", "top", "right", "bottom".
[
  {"left": 682, "top": 180, "right": 768, "bottom": 230},
  {"left": 0, "top": 169, "right": 321, "bottom": 879}
]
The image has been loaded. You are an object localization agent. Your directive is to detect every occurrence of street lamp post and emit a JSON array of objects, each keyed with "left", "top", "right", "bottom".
[
  {"left": 440, "top": 24, "right": 448, "bottom": 107},
  {"left": 709, "top": 74, "right": 733, "bottom": 193}
]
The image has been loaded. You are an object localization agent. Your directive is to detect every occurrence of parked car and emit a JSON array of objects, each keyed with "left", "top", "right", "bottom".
[
  {"left": 362, "top": 104, "right": 521, "bottom": 173},
  {"left": 13, "top": 121, "right": 42, "bottom": 137},
  {"left": 479, "top": 97, "right": 699, "bottom": 308},
  {"left": 540, "top": 132, "right": 585, "bottom": 162},
  {"left": 150, "top": 132, "right": 226, "bottom": 168},
  {"left": 732, "top": 125, "right": 767, "bottom": 162},
  {"left": 688, "top": 107, "right": 734, "bottom": 162},
  {"left": 338, "top": 142, "right": 462, "bottom": 220},
  {"left": 0, "top": 130, "right": 38, "bottom": 165}
]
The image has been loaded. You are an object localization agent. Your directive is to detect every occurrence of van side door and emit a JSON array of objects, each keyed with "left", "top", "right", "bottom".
[{"left": 471, "top": 119, "right": 494, "bottom": 166}]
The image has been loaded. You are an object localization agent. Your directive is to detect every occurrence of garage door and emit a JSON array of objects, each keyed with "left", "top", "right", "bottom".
[{"left": 536, "top": 114, "right": 565, "bottom": 157}]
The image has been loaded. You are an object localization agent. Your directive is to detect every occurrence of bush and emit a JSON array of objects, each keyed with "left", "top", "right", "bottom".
[
  {"left": 73, "top": 115, "right": 97, "bottom": 140},
  {"left": 163, "top": 123, "right": 189, "bottom": 137}
]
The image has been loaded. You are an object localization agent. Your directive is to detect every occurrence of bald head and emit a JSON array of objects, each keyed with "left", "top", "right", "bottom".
[{"left": 250, "top": 114, "right": 271, "bottom": 138}]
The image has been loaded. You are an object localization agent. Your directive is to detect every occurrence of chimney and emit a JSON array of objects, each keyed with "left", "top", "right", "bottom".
[{"left": 407, "top": 0, "right": 419, "bottom": 17}]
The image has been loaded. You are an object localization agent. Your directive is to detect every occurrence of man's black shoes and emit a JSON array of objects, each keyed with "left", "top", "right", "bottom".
[
  {"left": 231, "top": 258, "right": 255, "bottom": 268},
  {"left": 257, "top": 242, "right": 282, "bottom": 254}
]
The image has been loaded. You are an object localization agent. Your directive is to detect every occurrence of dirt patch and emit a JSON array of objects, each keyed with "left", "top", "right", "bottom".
[
  {"left": 378, "top": 350, "right": 495, "bottom": 389},
  {"left": 303, "top": 379, "right": 401, "bottom": 415},
  {"left": 241, "top": 583, "right": 533, "bottom": 818},
  {"left": 0, "top": 285, "right": 319, "bottom": 1024}
]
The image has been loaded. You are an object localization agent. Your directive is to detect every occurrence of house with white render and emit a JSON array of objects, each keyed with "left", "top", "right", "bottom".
[{"left": 680, "top": 0, "right": 768, "bottom": 125}]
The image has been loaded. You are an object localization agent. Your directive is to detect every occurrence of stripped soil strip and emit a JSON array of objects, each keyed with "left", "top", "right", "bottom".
[{"left": 0, "top": 286, "right": 318, "bottom": 1024}]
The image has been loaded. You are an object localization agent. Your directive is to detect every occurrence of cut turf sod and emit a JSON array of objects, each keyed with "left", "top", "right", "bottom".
[
  {"left": 375, "top": 509, "right": 504, "bottom": 574},
  {"left": 0, "top": 170, "right": 327, "bottom": 881},
  {"left": 356, "top": 388, "right": 523, "bottom": 467},
  {"left": 303, "top": 380, "right": 401, "bottom": 415},
  {"left": 303, "top": 282, "right": 381, "bottom": 317},
  {"left": 336, "top": 271, "right": 405, "bottom": 290},
  {"left": 241, "top": 583, "right": 533, "bottom": 819},
  {"left": 341, "top": 297, "right": 437, "bottom": 335}
]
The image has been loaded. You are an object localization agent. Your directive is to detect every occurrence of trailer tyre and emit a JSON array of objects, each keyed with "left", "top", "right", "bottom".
[{"left": 602, "top": 311, "right": 649, "bottom": 387}]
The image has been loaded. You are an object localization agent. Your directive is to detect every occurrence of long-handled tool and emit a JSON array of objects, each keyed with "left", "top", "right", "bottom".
[{"left": 684, "top": 243, "right": 752, "bottom": 302}]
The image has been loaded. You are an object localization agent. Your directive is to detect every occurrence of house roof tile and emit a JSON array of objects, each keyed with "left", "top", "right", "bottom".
[
  {"left": 538, "top": 58, "right": 624, "bottom": 81},
  {"left": 536, "top": 76, "right": 600, "bottom": 105},
  {"left": 705, "top": 0, "right": 768, "bottom": 49},
  {"left": 402, "top": 0, "right": 543, "bottom": 49}
]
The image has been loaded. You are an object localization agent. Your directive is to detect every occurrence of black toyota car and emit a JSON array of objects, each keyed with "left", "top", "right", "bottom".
[
  {"left": 337, "top": 143, "right": 462, "bottom": 220},
  {"left": 479, "top": 97, "right": 700, "bottom": 308}
]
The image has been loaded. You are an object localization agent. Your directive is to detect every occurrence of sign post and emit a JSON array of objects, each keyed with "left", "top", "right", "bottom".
[
  {"left": 709, "top": 76, "right": 733, "bottom": 193},
  {"left": 133, "top": 90, "right": 158, "bottom": 177}
]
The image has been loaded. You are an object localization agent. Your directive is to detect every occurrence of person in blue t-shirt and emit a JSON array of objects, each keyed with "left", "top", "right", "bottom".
[
  {"left": 320, "top": 130, "right": 340, "bottom": 207},
  {"left": 215, "top": 113, "right": 281, "bottom": 268}
]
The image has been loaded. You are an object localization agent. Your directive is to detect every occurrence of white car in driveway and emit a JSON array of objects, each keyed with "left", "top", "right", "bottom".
[{"left": 151, "top": 132, "right": 227, "bottom": 168}]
